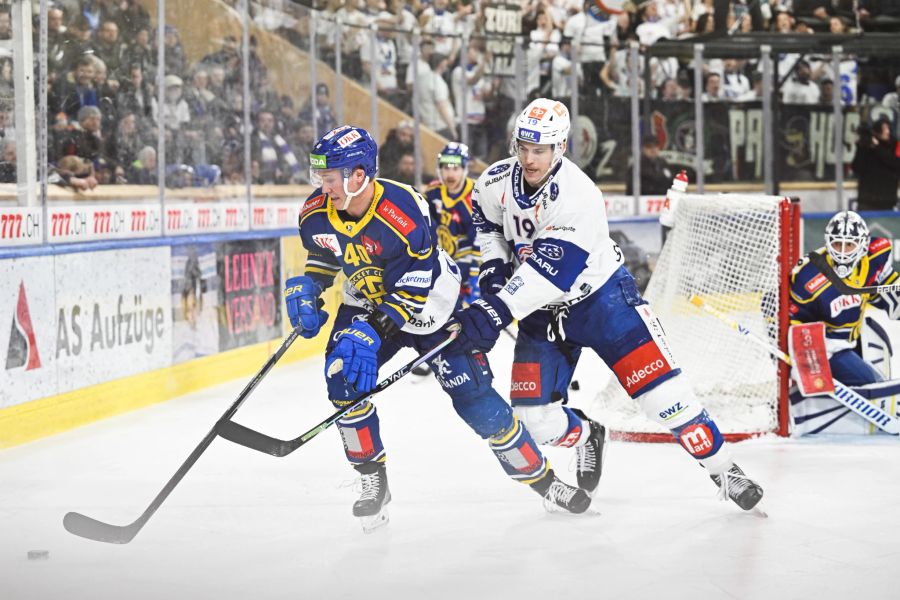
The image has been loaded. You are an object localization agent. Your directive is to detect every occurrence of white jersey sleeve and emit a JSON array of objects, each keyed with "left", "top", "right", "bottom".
[
  {"left": 476, "top": 157, "right": 623, "bottom": 320},
  {"left": 472, "top": 161, "right": 515, "bottom": 265}
]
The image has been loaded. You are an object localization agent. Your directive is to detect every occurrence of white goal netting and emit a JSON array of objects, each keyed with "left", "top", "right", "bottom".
[{"left": 590, "top": 194, "right": 792, "bottom": 436}]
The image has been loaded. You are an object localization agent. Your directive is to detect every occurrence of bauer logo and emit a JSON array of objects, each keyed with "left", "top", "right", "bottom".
[
  {"left": 518, "top": 128, "right": 541, "bottom": 142},
  {"left": 679, "top": 424, "right": 714, "bottom": 456},
  {"left": 309, "top": 154, "right": 327, "bottom": 168}
]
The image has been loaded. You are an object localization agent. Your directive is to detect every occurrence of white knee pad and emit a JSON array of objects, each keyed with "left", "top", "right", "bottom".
[
  {"left": 637, "top": 374, "right": 703, "bottom": 429},
  {"left": 513, "top": 404, "right": 569, "bottom": 446}
]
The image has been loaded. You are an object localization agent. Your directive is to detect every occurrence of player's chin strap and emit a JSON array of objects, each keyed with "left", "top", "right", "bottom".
[{"left": 337, "top": 175, "right": 370, "bottom": 210}]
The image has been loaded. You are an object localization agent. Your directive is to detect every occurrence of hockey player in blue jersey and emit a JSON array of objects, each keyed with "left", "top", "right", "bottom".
[
  {"left": 452, "top": 98, "right": 765, "bottom": 511},
  {"left": 287, "top": 125, "right": 591, "bottom": 530},
  {"left": 790, "top": 211, "right": 900, "bottom": 387},
  {"left": 425, "top": 143, "right": 481, "bottom": 305}
]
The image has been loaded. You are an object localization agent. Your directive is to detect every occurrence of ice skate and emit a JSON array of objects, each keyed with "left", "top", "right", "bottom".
[
  {"left": 573, "top": 410, "right": 608, "bottom": 496},
  {"left": 353, "top": 462, "right": 391, "bottom": 533},
  {"left": 531, "top": 470, "right": 591, "bottom": 514},
  {"left": 711, "top": 463, "right": 765, "bottom": 513}
]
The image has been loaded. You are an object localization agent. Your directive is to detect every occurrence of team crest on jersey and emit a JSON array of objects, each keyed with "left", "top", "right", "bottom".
[
  {"left": 549, "top": 182, "right": 559, "bottom": 201},
  {"left": 377, "top": 199, "right": 416, "bottom": 236},
  {"left": 312, "top": 233, "right": 341, "bottom": 256},
  {"left": 515, "top": 243, "right": 533, "bottom": 262},
  {"left": 349, "top": 266, "right": 387, "bottom": 301},
  {"left": 805, "top": 273, "right": 828, "bottom": 293},
  {"left": 830, "top": 294, "right": 862, "bottom": 318}
]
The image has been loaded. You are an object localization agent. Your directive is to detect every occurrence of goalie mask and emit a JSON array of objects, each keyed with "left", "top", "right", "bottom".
[{"left": 824, "top": 211, "right": 870, "bottom": 278}]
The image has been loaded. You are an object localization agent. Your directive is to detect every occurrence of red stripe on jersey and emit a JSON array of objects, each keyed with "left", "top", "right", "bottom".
[
  {"left": 612, "top": 341, "right": 673, "bottom": 396},
  {"left": 377, "top": 199, "right": 416, "bottom": 236}
]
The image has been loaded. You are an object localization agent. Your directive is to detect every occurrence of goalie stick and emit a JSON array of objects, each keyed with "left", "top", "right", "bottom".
[
  {"left": 215, "top": 323, "right": 461, "bottom": 457},
  {"left": 807, "top": 251, "right": 900, "bottom": 295},
  {"left": 63, "top": 328, "right": 304, "bottom": 544},
  {"left": 689, "top": 295, "right": 899, "bottom": 435}
]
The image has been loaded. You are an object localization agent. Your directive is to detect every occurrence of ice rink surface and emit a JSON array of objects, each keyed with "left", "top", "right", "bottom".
[{"left": 2, "top": 336, "right": 899, "bottom": 600}]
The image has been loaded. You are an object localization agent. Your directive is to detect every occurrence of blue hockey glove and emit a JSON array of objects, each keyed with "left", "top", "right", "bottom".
[
  {"left": 478, "top": 259, "right": 512, "bottom": 295},
  {"left": 325, "top": 321, "right": 382, "bottom": 393},
  {"left": 454, "top": 295, "right": 513, "bottom": 353},
  {"left": 284, "top": 276, "right": 329, "bottom": 339},
  {"left": 462, "top": 273, "right": 481, "bottom": 305}
]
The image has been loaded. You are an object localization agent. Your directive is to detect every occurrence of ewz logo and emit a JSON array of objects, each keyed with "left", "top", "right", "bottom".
[{"left": 517, "top": 128, "right": 541, "bottom": 142}]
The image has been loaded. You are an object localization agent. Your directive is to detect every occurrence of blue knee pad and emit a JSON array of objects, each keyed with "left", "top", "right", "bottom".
[{"left": 431, "top": 348, "right": 513, "bottom": 438}]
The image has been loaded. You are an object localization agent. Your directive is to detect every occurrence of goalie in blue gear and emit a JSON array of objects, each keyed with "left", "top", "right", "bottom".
[
  {"left": 789, "top": 211, "right": 900, "bottom": 433},
  {"left": 292, "top": 125, "right": 591, "bottom": 531}
]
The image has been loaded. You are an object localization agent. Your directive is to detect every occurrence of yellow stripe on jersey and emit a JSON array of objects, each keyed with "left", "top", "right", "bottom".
[
  {"left": 325, "top": 183, "right": 384, "bottom": 238},
  {"left": 383, "top": 301, "right": 410, "bottom": 320},
  {"left": 397, "top": 290, "right": 427, "bottom": 303},
  {"left": 300, "top": 207, "right": 328, "bottom": 226}
]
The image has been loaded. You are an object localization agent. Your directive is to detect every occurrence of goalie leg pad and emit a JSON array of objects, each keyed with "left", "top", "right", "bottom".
[{"left": 830, "top": 349, "right": 884, "bottom": 386}]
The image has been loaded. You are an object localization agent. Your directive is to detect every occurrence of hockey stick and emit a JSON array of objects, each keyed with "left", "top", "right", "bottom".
[
  {"left": 808, "top": 252, "right": 900, "bottom": 295},
  {"left": 689, "top": 295, "right": 899, "bottom": 434},
  {"left": 216, "top": 324, "right": 461, "bottom": 457},
  {"left": 63, "top": 329, "right": 303, "bottom": 544}
]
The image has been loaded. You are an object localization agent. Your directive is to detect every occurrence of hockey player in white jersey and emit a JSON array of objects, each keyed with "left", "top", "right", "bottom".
[{"left": 453, "top": 98, "right": 764, "bottom": 510}]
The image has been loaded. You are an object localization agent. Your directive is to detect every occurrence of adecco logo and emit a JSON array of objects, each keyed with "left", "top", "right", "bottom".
[
  {"left": 613, "top": 340, "right": 672, "bottom": 395},
  {"left": 625, "top": 359, "right": 664, "bottom": 389}
]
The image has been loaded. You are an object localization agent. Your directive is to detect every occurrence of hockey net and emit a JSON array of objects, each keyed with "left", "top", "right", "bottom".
[{"left": 590, "top": 194, "right": 800, "bottom": 440}]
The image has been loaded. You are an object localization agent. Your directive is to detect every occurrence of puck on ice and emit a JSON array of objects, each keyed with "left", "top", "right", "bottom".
[
  {"left": 27, "top": 550, "right": 49, "bottom": 560},
  {"left": 570, "top": 380, "right": 580, "bottom": 391}
]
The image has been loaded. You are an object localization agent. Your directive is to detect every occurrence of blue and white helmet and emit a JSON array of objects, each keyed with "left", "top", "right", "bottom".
[
  {"left": 309, "top": 125, "right": 378, "bottom": 208},
  {"left": 437, "top": 142, "right": 471, "bottom": 171},
  {"left": 825, "top": 210, "right": 870, "bottom": 278},
  {"left": 509, "top": 98, "right": 570, "bottom": 171}
]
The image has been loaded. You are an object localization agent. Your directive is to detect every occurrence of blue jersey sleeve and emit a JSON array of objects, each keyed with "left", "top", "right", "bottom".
[{"left": 298, "top": 193, "right": 341, "bottom": 291}]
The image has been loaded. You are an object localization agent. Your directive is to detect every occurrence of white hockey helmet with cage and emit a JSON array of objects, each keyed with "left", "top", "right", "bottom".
[
  {"left": 509, "top": 98, "right": 571, "bottom": 170},
  {"left": 824, "top": 210, "right": 870, "bottom": 278}
]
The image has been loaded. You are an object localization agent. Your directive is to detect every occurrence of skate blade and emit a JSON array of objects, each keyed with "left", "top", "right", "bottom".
[
  {"left": 359, "top": 508, "right": 390, "bottom": 534},
  {"left": 748, "top": 502, "right": 768, "bottom": 518}
]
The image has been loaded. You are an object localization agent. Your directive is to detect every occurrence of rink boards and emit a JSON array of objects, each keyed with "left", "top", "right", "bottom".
[{"left": 0, "top": 231, "right": 341, "bottom": 448}]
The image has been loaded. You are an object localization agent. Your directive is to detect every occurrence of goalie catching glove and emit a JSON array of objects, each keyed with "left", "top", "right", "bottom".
[{"left": 454, "top": 295, "right": 513, "bottom": 353}]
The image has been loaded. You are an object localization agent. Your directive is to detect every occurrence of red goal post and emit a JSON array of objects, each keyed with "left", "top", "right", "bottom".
[{"left": 591, "top": 195, "right": 801, "bottom": 441}]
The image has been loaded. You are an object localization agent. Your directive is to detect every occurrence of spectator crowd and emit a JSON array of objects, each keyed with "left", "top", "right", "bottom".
[{"left": 0, "top": 0, "right": 899, "bottom": 189}]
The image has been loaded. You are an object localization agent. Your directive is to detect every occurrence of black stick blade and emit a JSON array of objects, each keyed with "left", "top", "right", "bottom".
[
  {"left": 63, "top": 511, "right": 141, "bottom": 544},
  {"left": 215, "top": 419, "right": 291, "bottom": 457}
]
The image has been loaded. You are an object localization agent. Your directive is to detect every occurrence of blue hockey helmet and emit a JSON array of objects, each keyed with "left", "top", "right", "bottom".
[
  {"left": 437, "top": 142, "right": 471, "bottom": 171},
  {"left": 309, "top": 125, "right": 378, "bottom": 208}
]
